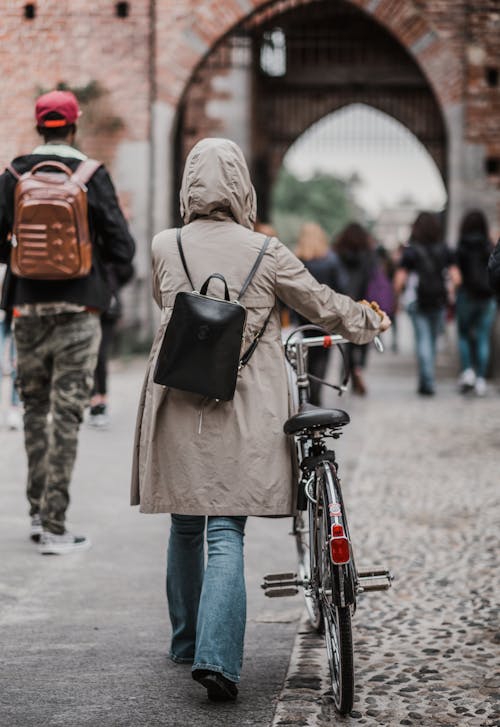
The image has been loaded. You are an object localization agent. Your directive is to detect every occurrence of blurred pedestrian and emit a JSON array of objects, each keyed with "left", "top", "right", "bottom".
[
  {"left": 334, "top": 223, "right": 377, "bottom": 395},
  {"left": 131, "top": 138, "right": 390, "bottom": 703},
  {"left": 0, "top": 265, "right": 22, "bottom": 429},
  {"left": 455, "top": 210, "right": 496, "bottom": 396},
  {"left": 389, "top": 244, "right": 405, "bottom": 353},
  {"left": 394, "top": 211, "right": 460, "bottom": 396},
  {"left": 366, "top": 244, "right": 396, "bottom": 324},
  {"left": 88, "top": 261, "right": 133, "bottom": 428},
  {"left": 488, "top": 236, "right": 500, "bottom": 295},
  {"left": 0, "top": 90, "right": 135, "bottom": 553},
  {"left": 295, "top": 221, "right": 347, "bottom": 404}
]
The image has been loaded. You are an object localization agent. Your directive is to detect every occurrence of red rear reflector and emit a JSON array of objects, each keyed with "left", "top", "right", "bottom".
[
  {"left": 330, "top": 523, "right": 350, "bottom": 564},
  {"left": 323, "top": 335, "right": 332, "bottom": 348}
]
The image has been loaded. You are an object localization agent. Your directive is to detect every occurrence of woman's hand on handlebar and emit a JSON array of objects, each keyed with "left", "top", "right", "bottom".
[
  {"left": 378, "top": 312, "right": 392, "bottom": 332},
  {"left": 359, "top": 299, "right": 392, "bottom": 332}
]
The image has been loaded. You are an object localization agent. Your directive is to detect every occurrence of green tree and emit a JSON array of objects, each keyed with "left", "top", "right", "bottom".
[{"left": 270, "top": 168, "right": 367, "bottom": 247}]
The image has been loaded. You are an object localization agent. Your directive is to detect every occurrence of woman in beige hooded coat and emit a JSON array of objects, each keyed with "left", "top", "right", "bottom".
[{"left": 131, "top": 138, "right": 389, "bottom": 701}]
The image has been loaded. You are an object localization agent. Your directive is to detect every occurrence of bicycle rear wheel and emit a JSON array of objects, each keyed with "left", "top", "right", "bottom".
[{"left": 317, "top": 464, "right": 355, "bottom": 715}]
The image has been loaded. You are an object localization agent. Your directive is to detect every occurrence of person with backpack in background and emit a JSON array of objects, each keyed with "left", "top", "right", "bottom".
[
  {"left": 334, "top": 222, "right": 378, "bottom": 395},
  {"left": 294, "top": 221, "right": 348, "bottom": 405},
  {"left": 455, "top": 210, "right": 496, "bottom": 396},
  {"left": 0, "top": 90, "right": 135, "bottom": 553},
  {"left": 131, "top": 138, "right": 391, "bottom": 703},
  {"left": 394, "top": 211, "right": 461, "bottom": 396},
  {"left": 488, "top": 236, "right": 500, "bottom": 296}
]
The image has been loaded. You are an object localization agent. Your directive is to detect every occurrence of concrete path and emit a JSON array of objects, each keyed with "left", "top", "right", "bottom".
[{"left": 0, "top": 358, "right": 301, "bottom": 727}]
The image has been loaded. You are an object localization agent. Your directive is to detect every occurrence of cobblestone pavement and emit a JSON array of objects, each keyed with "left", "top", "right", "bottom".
[{"left": 272, "top": 325, "right": 500, "bottom": 727}]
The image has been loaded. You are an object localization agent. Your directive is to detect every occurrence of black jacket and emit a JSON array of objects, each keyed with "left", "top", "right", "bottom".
[
  {"left": 456, "top": 232, "right": 493, "bottom": 299},
  {"left": 0, "top": 153, "right": 136, "bottom": 311},
  {"left": 488, "top": 238, "right": 500, "bottom": 297}
]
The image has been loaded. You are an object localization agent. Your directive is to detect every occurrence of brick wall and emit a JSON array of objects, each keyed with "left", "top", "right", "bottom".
[{"left": 0, "top": 0, "right": 150, "bottom": 171}]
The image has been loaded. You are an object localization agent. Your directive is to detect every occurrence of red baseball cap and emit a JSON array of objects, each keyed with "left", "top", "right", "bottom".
[{"left": 35, "top": 90, "right": 81, "bottom": 127}]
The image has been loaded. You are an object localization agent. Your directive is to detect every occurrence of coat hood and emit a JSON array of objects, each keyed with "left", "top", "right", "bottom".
[{"left": 180, "top": 138, "right": 257, "bottom": 229}]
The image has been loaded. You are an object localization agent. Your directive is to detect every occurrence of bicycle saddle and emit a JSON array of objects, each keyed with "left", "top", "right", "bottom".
[{"left": 283, "top": 403, "right": 350, "bottom": 435}]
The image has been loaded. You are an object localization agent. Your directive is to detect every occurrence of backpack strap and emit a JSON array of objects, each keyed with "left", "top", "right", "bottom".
[
  {"left": 72, "top": 158, "right": 102, "bottom": 186},
  {"left": 239, "top": 305, "right": 274, "bottom": 370},
  {"left": 238, "top": 235, "right": 274, "bottom": 367},
  {"left": 7, "top": 164, "right": 20, "bottom": 180},
  {"left": 176, "top": 228, "right": 195, "bottom": 290},
  {"left": 236, "top": 236, "right": 271, "bottom": 301}
]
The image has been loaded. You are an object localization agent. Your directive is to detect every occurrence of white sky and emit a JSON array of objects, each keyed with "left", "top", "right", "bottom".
[{"left": 284, "top": 104, "right": 447, "bottom": 217}]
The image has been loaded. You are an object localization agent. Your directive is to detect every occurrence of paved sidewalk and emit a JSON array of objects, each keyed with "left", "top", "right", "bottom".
[{"left": 0, "top": 358, "right": 301, "bottom": 727}]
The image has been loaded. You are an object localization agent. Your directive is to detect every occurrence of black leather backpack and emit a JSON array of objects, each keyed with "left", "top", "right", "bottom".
[{"left": 154, "top": 229, "right": 272, "bottom": 401}]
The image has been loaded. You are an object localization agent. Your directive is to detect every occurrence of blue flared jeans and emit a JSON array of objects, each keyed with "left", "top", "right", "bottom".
[
  {"left": 167, "top": 514, "right": 247, "bottom": 683},
  {"left": 407, "top": 301, "right": 445, "bottom": 391},
  {"left": 456, "top": 290, "right": 496, "bottom": 378}
]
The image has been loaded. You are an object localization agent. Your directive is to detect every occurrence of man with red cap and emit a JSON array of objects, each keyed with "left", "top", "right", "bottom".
[{"left": 0, "top": 90, "right": 136, "bottom": 554}]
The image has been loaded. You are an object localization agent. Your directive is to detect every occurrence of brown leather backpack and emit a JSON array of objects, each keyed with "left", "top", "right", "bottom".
[{"left": 8, "top": 158, "right": 101, "bottom": 280}]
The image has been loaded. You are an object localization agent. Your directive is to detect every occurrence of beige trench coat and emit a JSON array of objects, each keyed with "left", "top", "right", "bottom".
[{"left": 131, "top": 139, "right": 382, "bottom": 516}]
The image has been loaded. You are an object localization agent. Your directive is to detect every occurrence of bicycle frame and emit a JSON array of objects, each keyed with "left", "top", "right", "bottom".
[{"left": 286, "top": 332, "right": 348, "bottom": 407}]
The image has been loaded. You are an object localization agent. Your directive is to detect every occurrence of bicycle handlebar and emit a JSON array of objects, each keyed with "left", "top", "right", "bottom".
[
  {"left": 284, "top": 331, "right": 385, "bottom": 353},
  {"left": 284, "top": 326, "right": 384, "bottom": 399}
]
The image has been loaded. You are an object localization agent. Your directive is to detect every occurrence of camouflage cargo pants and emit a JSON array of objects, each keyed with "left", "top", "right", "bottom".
[{"left": 14, "top": 312, "right": 101, "bottom": 535}]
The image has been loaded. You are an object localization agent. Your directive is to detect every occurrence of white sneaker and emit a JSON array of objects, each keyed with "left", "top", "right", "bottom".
[
  {"left": 88, "top": 404, "right": 110, "bottom": 429},
  {"left": 39, "top": 530, "right": 91, "bottom": 555},
  {"left": 458, "top": 368, "right": 476, "bottom": 393},
  {"left": 89, "top": 412, "right": 110, "bottom": 428},
  {"left": 6, "top": 407, "right": 22, "bottom": 430},
  {"left": 30, "top": 514, "right": 43, "bottom": 542},
  {"left": 475, "top": 377, "right": 487, "bottom": 397}
]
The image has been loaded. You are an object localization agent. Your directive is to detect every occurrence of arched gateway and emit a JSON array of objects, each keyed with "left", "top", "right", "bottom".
[
  {"left": 174, "top": 0, "right": 448, "bottom": 222},
  {"left": 151, "top": 0, "right": 497, "bottom": 243}
]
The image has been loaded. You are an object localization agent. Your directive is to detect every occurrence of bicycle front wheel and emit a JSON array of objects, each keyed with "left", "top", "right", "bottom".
[{"left": 317, "top": 465, "right": 355, "bottom": 715}]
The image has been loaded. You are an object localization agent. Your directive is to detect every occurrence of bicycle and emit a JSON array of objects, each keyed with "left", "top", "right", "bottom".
[{"left": 262, "top": 325, "right": 392, "bottom": 715}]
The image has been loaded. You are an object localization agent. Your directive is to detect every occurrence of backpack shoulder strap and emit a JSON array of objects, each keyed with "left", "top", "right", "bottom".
[
  {"left": 239, "top": 305, "right": 274, "bottom": 370},
  {"left": 6, "top": 164, "right": 20, "bottom": 180},
  {"left": 413, "top": 243, "right": 437, "bottom": 273},
  {"left": 176, "top": 228, "right": 195, "bottom": 290},
  {"left": 72, "top": 158, "right": 102, "bottom": 186},
  {"left": 237, "top": 235, "right": 271, "bottom": 301}
]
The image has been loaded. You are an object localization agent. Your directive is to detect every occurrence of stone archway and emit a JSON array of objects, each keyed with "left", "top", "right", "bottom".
[
  {"left": 151, "top": 0, "right": 468, "bottom": 238},
  {"left": 170, "top": 0, "right": 450, "bottom": 223}
]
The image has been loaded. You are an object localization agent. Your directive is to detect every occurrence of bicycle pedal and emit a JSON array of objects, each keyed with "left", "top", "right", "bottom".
[
  {"left": 263, "top": 572, "right": 296, "bottom": 582},
  {"left": 357, "top": 568, "right": 393, "bottom": 593},
  {"left": 264, "top": 587, "right": 299, "bottom": 598}
]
